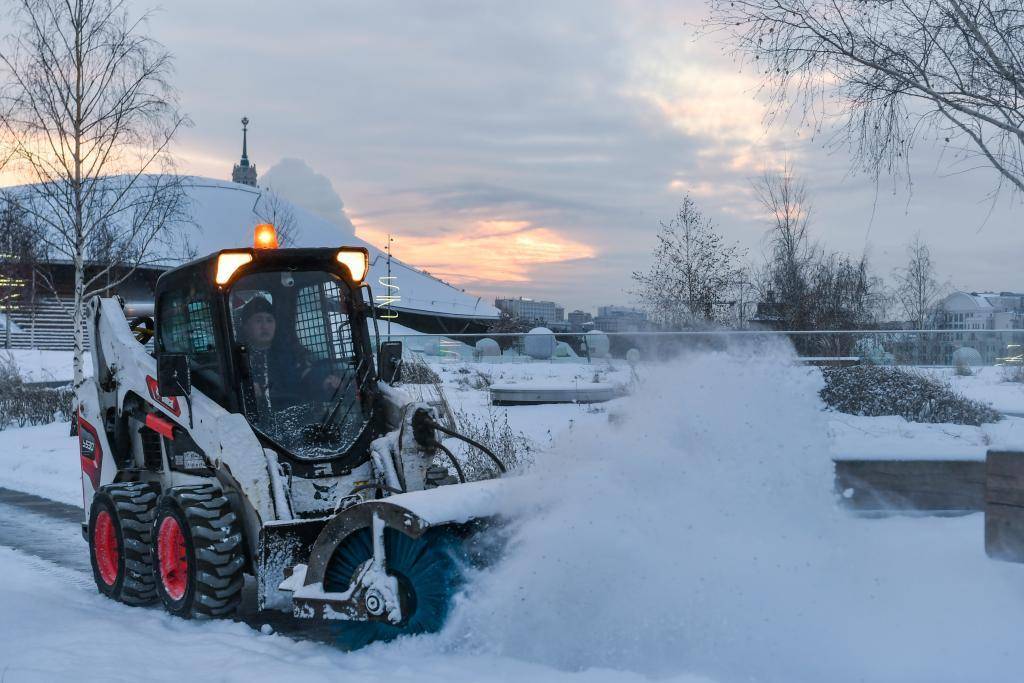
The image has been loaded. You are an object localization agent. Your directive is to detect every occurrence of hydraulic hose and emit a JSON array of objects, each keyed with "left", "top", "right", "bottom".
[
  {"left": 426, "top": 419, "right": 508, "bottom": 474},
  {"left": 436, "top": 443, "right": 467, "bottom": 483},
  {"left": 347, "top": 483, "right": 405, "bottom": 497}
]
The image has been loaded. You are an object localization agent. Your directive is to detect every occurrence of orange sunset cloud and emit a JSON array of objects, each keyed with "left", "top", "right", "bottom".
[{"left": 356, "top": 219, "right": 596, "bottom": 284}]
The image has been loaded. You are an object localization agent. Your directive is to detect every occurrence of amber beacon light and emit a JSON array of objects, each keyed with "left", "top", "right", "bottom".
[{"left": 254, "top": 223, "right": 279, "bottom": 250}]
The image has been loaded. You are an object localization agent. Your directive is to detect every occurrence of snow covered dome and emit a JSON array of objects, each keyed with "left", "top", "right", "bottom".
[
  {"left": 584, "top": 330, "right": 610, "bottom": 358},
  {"left": 524, "top": 327, "right": 556, "bottom": 360},
  {"left": 4, "top": 176, "right": 499, "bottom": 332},
  {"left": 475, "top": 338, "right": 501, "bottom": 358},
  {"left": 555, "top": 341, "right": 577, "bottom": 358},
  {"left": 952, "top": 347, "right": 984, "bottom": 367}
]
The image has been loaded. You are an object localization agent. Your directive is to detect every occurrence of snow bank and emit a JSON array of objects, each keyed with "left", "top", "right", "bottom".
[
  {"left": 1, "top": 349, "right": 84, "bottom": 383},
  {"left": 829, "top": 414, "right": 1024, "bottom": 461},
  {"left": 0, "top": 421, "right": 81, "bottom": 506},
  {"left": 441, "top": 343, "right": 1024, "bottom": 682},
  {"left": 922, "top": 366, "right": 1024, "bottom": 415},
  {"left": 0, "top": 546, "right": 711, "bottom": 683}
]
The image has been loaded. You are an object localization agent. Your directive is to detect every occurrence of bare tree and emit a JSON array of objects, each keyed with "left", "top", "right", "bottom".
[
  {"left": 632, "top": 195, "right": 746, "bottom": 328},
  {"left": 752, "top": 164, "right": 816, "bottom": 329},
  {"left": 893, "top": 232, "right": 945, "bottom": 328},
  {"left": 707, "top": 0, "right": 1024, "bottom": 195},
  {"left": 753, "top": 167, "right": 883, "bottom": 340},
  {"left": 0, "top": 0, "right": 191, "bottom": 390},
  {"left": 486, "top": 310, "right": 534, "bottom": 351},
  {"left": 254, "top": 188, "right": 300, "bottom": 247}
]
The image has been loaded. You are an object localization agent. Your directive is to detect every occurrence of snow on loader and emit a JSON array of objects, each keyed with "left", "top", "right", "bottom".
[{"left": 77, "top": 225, "right": 508, "bottom": 648}]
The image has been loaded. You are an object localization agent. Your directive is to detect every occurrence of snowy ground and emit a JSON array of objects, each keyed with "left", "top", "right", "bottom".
[
  {"left": 0, "top": 547, "right": 694, "bottom": 683},
  {"left": 0, "top": 349, "right": 88, "bottom": 383},
  {"left": 829, "top": 414, "right": 1024, "bottom": 460},
  {"left": 0, "top": 421, "right": 82, "bottom": 506},
  {"left": 920, "top": 365, "right": 1024, "bottom": 415},
  {"left": 5, "top": 348, "right": 1024, "bottom": 681}
]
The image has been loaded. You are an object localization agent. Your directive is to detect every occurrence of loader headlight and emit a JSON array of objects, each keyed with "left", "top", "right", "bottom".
[
  {"left": 336, "top": 248, "right": 369, "bottom": 283},
  {"left": 215, "top": 251, "right": 254, "bottom": 286}
]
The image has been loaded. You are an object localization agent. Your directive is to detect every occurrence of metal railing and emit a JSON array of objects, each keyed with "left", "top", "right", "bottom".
[{"left": 371, "top": 328, "right": 1024, "bottom": 368}]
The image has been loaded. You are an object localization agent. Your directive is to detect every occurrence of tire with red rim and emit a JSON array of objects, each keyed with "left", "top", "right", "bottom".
[
  {"left": 152, "top": 485, "right": 245, "bottom": 619},
  {"left": 88, "top": 482, "right": 160, "bottom": 605}
]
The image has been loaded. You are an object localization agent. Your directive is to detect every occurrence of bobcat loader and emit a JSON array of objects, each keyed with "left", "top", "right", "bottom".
[{"left": 77, "top": 225, "right": 506, "bottom": 648}]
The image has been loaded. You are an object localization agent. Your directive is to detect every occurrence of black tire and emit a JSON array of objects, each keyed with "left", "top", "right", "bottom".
[
  {"left": 88, "top": 482, "right": 160, "bottom": 605},
  {"left": 152, "top": 484, "right": 245, "bottom": 619}
]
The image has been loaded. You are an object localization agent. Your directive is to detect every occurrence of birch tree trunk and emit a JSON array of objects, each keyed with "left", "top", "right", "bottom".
[{"left": 0, "top": 0, "right": 190, "bottom": 391}]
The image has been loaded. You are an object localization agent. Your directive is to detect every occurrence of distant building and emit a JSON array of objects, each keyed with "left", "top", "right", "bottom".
[
  {"left": 567, "top": 309, "right": 593, "bottom": 331},
  {"left": 495, "top": 297, "right": 565, "bottom": 326},
  {"left": 593, "top": 305, "right": 648, "bottom": 333},
  {"left": 231, "top": 116, "right": 258, "bottom": 187},
  {"left": 934, "top": 291, "right": 1024, "bottom": 362},
  {"left": 748, "top": 290, "right": 786, "bottom": 330}
]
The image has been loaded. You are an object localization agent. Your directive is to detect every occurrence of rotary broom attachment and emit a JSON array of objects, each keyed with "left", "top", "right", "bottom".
[{"left": 280, "top": 410, "right": 511, "bottom": 649}]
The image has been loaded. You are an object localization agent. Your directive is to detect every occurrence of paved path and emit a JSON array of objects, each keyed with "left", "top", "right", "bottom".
[{"left": 0, "top": 486, "right": 325, "bottom": 642}]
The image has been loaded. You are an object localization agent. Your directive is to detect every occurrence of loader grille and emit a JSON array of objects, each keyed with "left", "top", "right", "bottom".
[{"left": 139, "top": 426, "right": 163, "bottom": 471}]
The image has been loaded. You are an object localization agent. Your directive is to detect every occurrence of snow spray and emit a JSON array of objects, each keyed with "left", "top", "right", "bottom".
[{"left": 438, "top": 341, "right": 1024, "bottom": 682}]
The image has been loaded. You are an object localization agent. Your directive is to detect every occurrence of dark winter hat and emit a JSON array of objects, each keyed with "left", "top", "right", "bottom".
[{"left": 241, "top": 296, "right": 274, "bottom": 324}]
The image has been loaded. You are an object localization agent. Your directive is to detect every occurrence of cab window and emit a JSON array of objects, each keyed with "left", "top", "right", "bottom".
[{"left": 158, "top": 289, "right": 224, "bottom": 401}]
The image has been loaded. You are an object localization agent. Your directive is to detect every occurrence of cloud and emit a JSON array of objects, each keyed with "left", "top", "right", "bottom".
[
  {"left": 160, "top": 0, "right": 1022, "bottom": 310},
  {"left": 260, "top": 158, "right": 355, "bottom": 236},
  {"left": 356, "top": 217, "right": 596, "bottom": 285}
]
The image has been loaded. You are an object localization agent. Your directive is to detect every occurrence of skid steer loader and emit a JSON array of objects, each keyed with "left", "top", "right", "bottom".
[{"left": 77, "top": 225, "right": 507, "bottom": 648}]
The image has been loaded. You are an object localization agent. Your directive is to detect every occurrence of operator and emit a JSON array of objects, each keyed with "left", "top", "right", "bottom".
[{"left": 239, "top": 296, "right": 343, "bottom": 403}]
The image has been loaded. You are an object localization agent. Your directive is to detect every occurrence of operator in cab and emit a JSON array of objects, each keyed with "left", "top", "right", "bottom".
[{"left": 239, "top": 296, "right": 343, "bottom": 406}]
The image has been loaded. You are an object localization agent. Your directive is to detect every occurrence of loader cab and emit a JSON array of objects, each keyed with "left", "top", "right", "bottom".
[{"left": 153, "top": 244, "right": 378, "bottom": 472}]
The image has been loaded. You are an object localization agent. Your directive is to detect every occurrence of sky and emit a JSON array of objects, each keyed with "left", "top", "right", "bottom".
[{"left": 7, "top": 1, "right": 1023, "bottom": 312}]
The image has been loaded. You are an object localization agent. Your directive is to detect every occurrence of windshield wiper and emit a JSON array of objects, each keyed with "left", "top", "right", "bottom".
[{"left": 309, "top": 355, "right": 367, "bottom": 436}]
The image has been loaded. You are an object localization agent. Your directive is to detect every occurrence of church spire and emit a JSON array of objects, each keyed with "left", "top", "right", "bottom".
[
  {"left": 240, "top": 116, "right": 250, "bottom": 166},
  {"left": 232, "top": 116, "right": 257, "bottom": 186}
]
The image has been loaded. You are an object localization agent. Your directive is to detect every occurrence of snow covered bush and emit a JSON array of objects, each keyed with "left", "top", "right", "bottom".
[
  {"left": 454, "top": 367, "right": 492, "bottom": 391},
  {"left": 0, "top": 356, "right": 73, "bottom": 429},
  {"left": 1002, "top": 364, "right": 1024, "bottom": 384},
  {"left": 399, "top": 355, "right": 441, "bottom": 384},
  {"left": 451, "top": 406, "right": 537, "bottom": 479},
  {"left": 819, "top": 365, "right": 1001, "bottom": 425}
]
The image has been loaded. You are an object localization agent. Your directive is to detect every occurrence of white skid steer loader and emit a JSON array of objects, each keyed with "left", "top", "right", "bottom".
[{"left": 77, "top": 227, "right": 508, "bottom": 648}]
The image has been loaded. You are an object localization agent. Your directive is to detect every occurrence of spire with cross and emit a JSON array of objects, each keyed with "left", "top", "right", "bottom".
[{"left": 231, "top": 116, "right": 258, "bottom": 186}]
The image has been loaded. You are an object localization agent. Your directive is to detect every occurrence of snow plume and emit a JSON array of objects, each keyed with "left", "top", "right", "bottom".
[{"left": 439, "top": 342, "right": 1024, "bottom": 682}]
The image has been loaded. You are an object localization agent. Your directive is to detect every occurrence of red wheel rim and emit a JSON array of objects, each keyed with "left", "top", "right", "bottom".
[
  {"left": 93, "top": 510, "right": 119, "bottom": 586},
  {"left": 158, "top": 516, "right": 188, "bottom": 601}
]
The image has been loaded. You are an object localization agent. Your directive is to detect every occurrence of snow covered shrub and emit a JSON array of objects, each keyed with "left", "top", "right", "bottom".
[
  {"left": 455, "top": 369, "right": 492, "bottom": 391},
  {"left": 819, "top": 365, "right": 1001, "bottom": 425},
  {"left": 450, "top": 406, "right": 537, "bottom": 479},
  {"left": 1002, "top": 364, "right": 1024, "bottom": 383},
  {"left": 0, "top": 357, "right": 73, "bottom": 429},
  {"left": 955, "top": 359, "right": 974, "bottom": 376},
  {"left": 399, "top": 355, "right": 441, "bottom": 384}
]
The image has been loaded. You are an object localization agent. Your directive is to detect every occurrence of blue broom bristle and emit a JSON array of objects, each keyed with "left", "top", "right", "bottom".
[{"left": 324, "top": 527, "right": 465, "bottom": 651}]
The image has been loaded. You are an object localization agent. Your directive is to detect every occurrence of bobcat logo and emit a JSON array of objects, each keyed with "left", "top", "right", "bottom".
[{"left": 312, "top": 482, "right": 337, "bottom": 501}]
